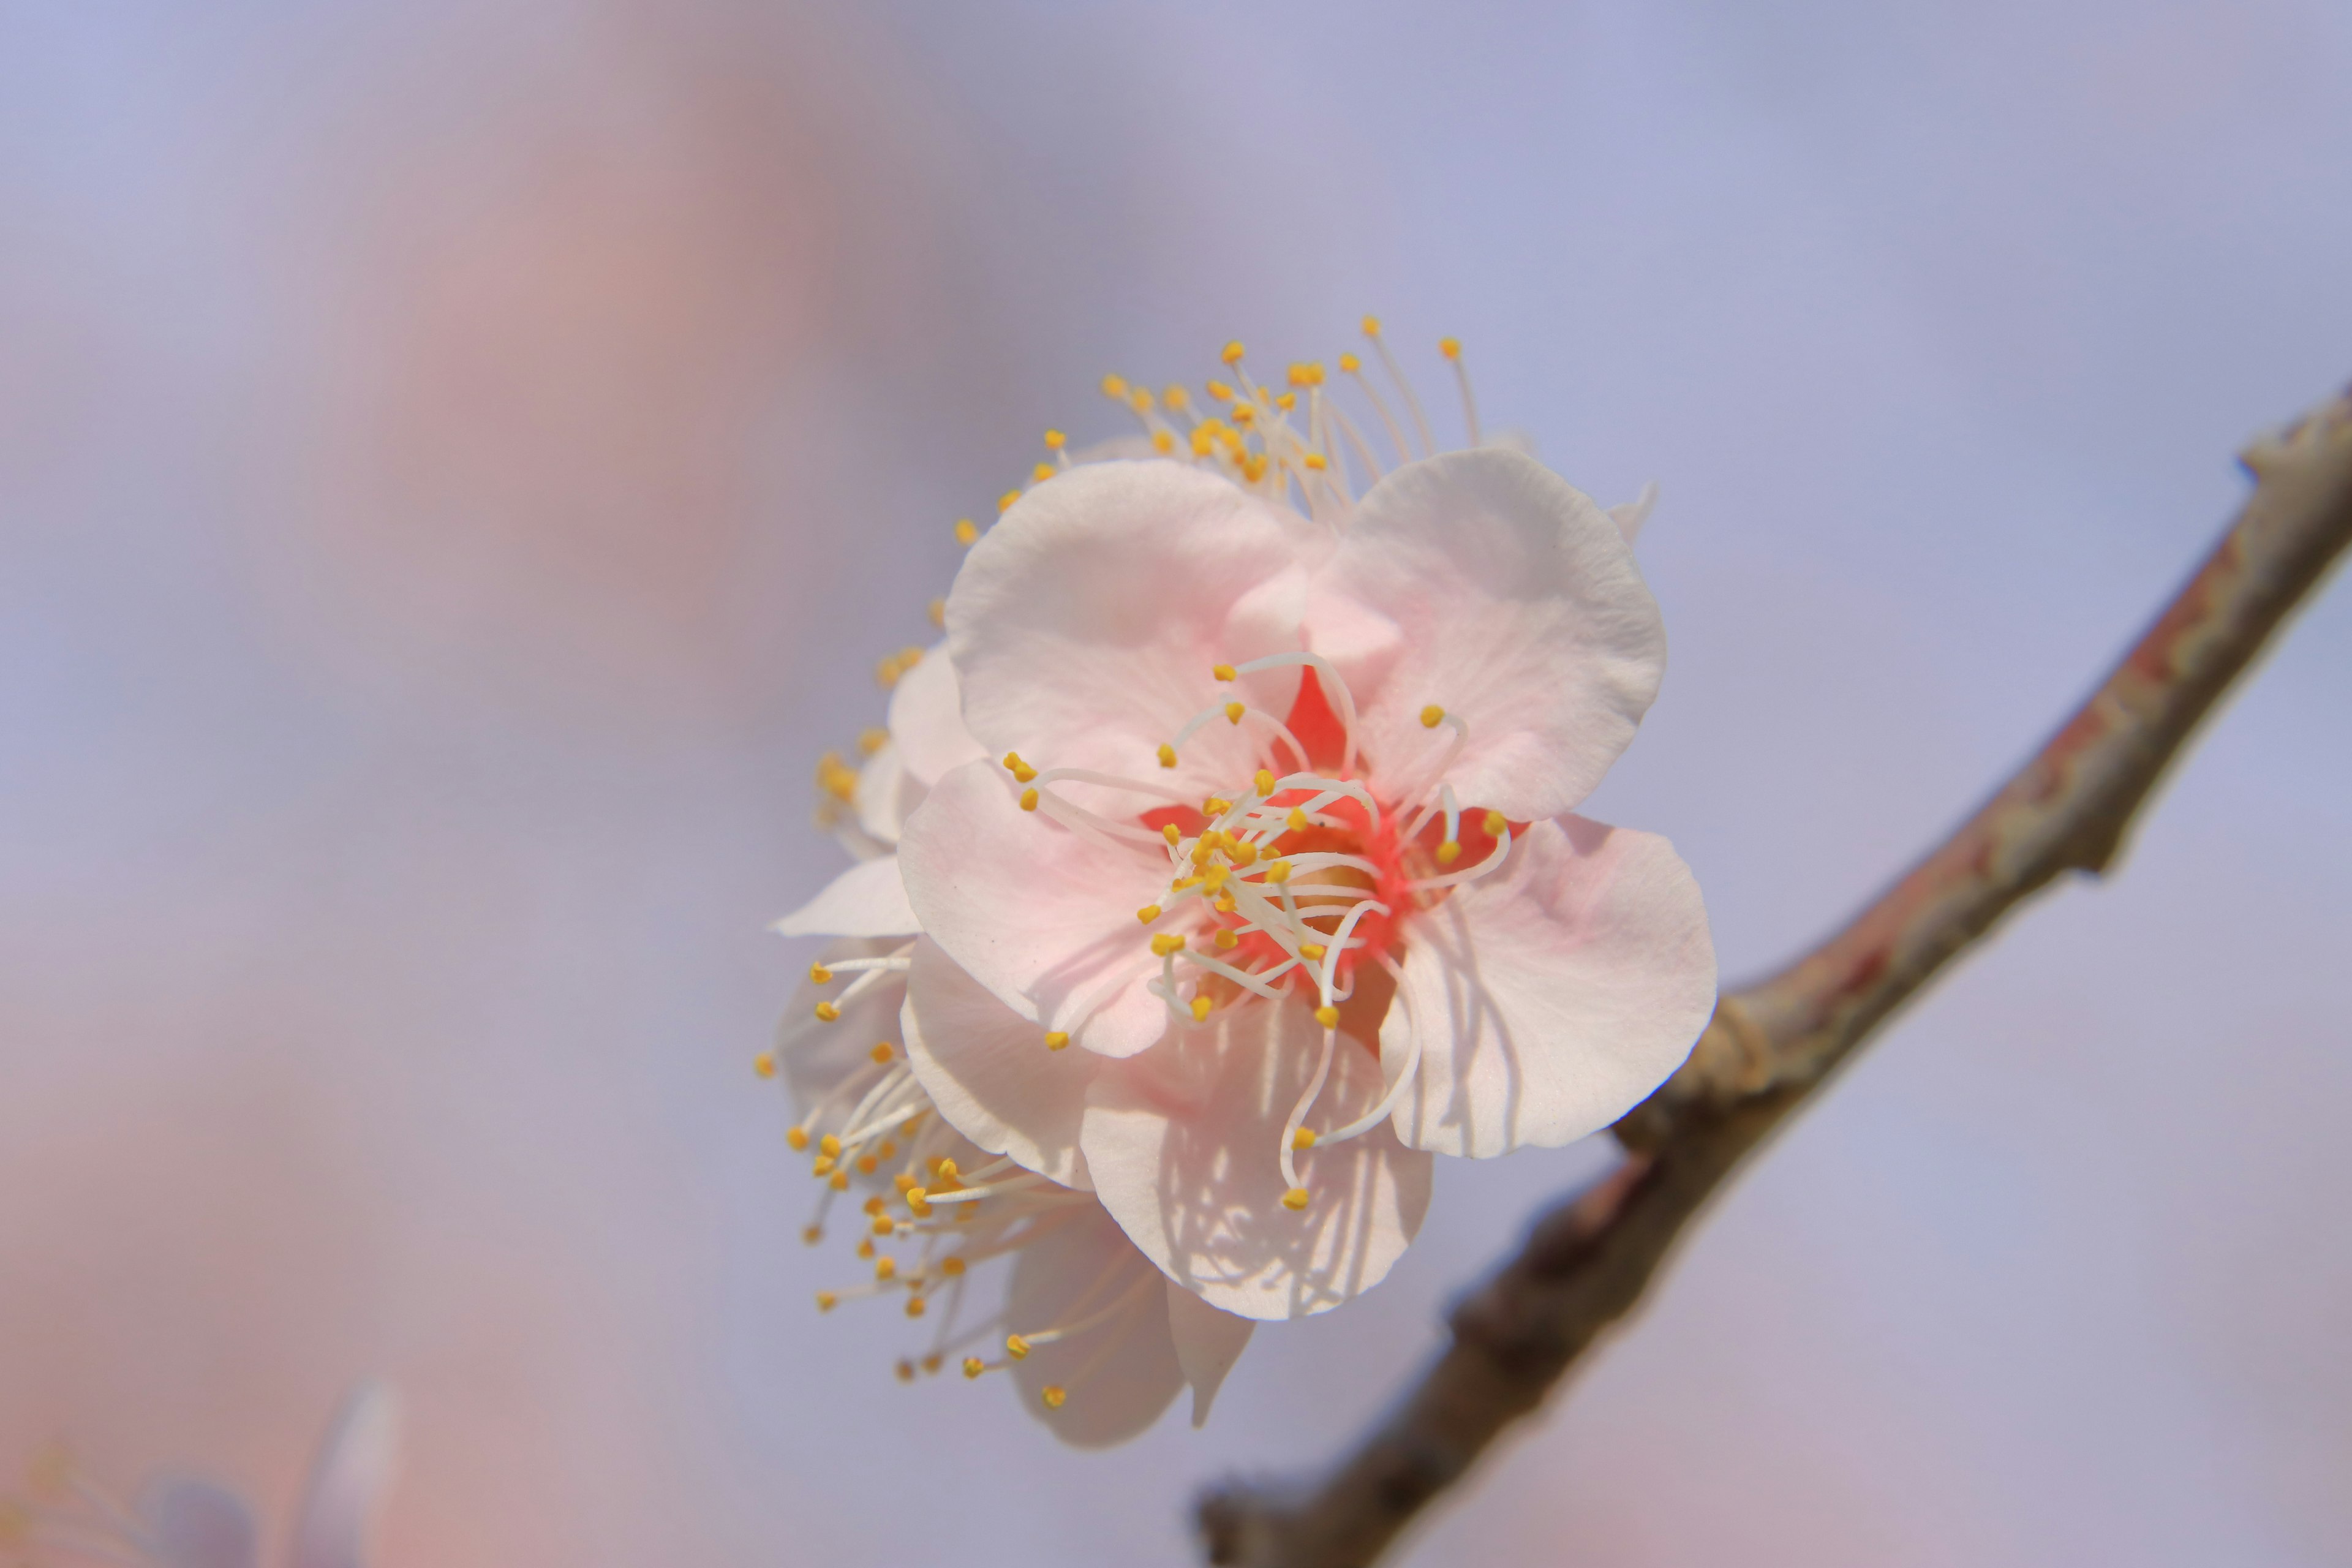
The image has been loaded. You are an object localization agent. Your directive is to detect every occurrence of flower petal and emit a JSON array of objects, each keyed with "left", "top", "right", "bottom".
[
  {"left": 1080, "top": 1000, "right": 1433, "bottom": 1320},
  {"left": 887, "top": 639, "right": 987, "bottom": 789},
  {"left": 944, "top": 460, "right": 1316, "bottom": 791},
  {"left": 902, "top": 937, "right": 1099, "bottom": 1188},
  {"left": 1608, "top": 481, "right": 1659, "bottom": 546},
  {"left": 1389, "top": 815, "right": 1716, "bottom": 1158},
  {"left": 1308, "top": 447, "right": 1666, "bottom": 820},
  {"left": 772, "top": 854, "right": 919, "bottom": 938},
  {"left": 138, "top": 1480, "right": 259, "bottom": 1568},
  {"left": 899, "top": 759, "right": 1173, "bottom": 1058},
  {"left": 852, "top": 741, "right": 922, "bottom": 848},
  {"left": 1164, "top": 1281, "right": 1254, "bottom": 1428},
  {"left": 1007, "top": 1204, "right": 1186, "bottom": 1449},
  {"left": 287, "top": 1383, "right": 400, "bottom": 1568}
]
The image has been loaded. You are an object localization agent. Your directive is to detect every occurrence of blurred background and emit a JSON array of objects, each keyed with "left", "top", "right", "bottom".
[{"left": 4, "top": 1, "right": 2349, "bottom": 1563}]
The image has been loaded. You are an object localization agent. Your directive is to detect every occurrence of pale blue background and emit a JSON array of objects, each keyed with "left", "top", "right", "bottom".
[{"left": 3, "top": 2, "right": 2348, "bottom": 1563}]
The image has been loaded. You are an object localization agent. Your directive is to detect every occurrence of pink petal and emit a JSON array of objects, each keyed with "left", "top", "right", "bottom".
[
  {"left": 772, "top": 854, "right": 919, "bottom": 938},
  {"left": 287, "top": 1382, "right": 399, "bottom": 1568},
  {"left": 851, "top": 741, "right": 922, "bottom": 848},
  {"left": 902, "top": 937, "right": 1099, "bottom": 1189},
  {"left": 138, "top": 1480, "right": 257, "bottom": 1568},
  {"left": 1389, "top": 815, "right": 1716, "bottom": 1158},
  {"left": 1307, "top": 448, "right": 1667, "bottom": 820},
  {"left": 898, "top": 759, "right": 1172, "bottom": 1058},
  {"left": 886, "top": 639, "right": 986, "bottom": 790},
  {"left": 1164, "top": 1281, "right": 1254, "bottom": 1428},
  {"left": 1080, "top": 1000, "right": 1433, "bottom": 1321},
  {"left": 944, "top": 460, "right": 1315, "bottom": 791},
  {"left": 1007, "top": 1204, "right": 1186, "bottom": 1449}
]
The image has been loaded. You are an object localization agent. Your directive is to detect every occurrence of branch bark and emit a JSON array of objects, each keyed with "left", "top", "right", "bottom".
[{"left": 1199, "top": 385, "right": 2352, "bottom": 1568}]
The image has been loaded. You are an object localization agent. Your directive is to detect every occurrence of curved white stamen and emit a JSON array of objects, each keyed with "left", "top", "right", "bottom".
[
  {"left": 1411, "top": 824, "right": 1515, "bottom": 892},
  {"left": 1369, "top": 328, "right": 1436, "bottom": 459},
  {"left": 1278, "top": 1019, "right": 1338, "bottom": 1193},
  {"left": 1030, "top": 788, "right": 1166, "bottom": 852},
  {"left": 1229, "top": 652, "right": 1362, "bottom": 777},
  {"left": 813, "top": 956, "right": 911, "bottom": 975},
  {"left": 837, "top": 1095, "right": 930, "bottom": 1150},
  {"left": 1173, "top": 948, "right": 1294, "bottom": 1003},
  {"left": 1449, "top": 346, "right": 1482, "bottom": 448},
  {"left": 1344, "top": 358, "right": 1412, "bottom": 469},
  {"left": 1317, "top": 899, "right": 1390, "bottom": 1007},
  {"left": 1031, "top": 767, "right": 1196, "bottom": 806},
  {"left": 1321, "top": 954, "right": 1423, "bottom": 1144}
]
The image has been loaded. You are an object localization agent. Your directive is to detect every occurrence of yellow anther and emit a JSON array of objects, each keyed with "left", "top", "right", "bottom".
[
  {"left": 1150, "top": 933, "right": 1186, "bottom": 957},
  {"left": 1314, "top": 1005, "right": 1340, "bottom": 1028},
  {"left": 1230, "top": 402, "right": 1256, "bottom": 426},
  {"left": 1006, "top": 1333, "right": 1031, "bottom": 1360},
  {"left": 854, "top": 1152, "right": 876, "bottom": 1175},
  {"left": 811, "top": 1155, "right": 835, "bottom": 1177},
  {"left": 814, "top": 1001, "right": 840, "bottom": 1022},
  {"left": 873, "top": 1256, "right": 896, "bottom": 1281},
  {"left": 869, "top": 1041, "right": 894, "bottom": 1064},
  {"left": 1201, "top": 864, "right": 1229, "bottom": 891},
  {"left": 753, "top": 1052, "right": 777, "bottom": 1079},
  {"left": 1136, "top": 905, "right": 1163, "bottom": 924},
  {"left": 1300, "top": 943, "right": 1325, "bottom": 960},
  {"left": 1131, "top": 387, "right": 1155, "bottom": 413},
  {"left": 1205, "top": 379, "right": 1234, "bottom": 401},
  {"left": 1190, "top": 424, "right": 1215, "bottom": 458},
  {"left": 1019, "top": 788, "right": 1039, "bottom": 812},
  {"left": 1031, "top": 462, "right": 1056, "bottom": 483},
  {"left": 863, "top": 1195, "right": 886, "bottom": 1215},
  {"left": 816, "top": 1290, "right": 839, "bottom": 1311},
  {"left": 1044, "top": 1030, "right": 1071, "bottom": 1050},
  {"left": 1265, "top": 859, "right": 1291, "bottom": 884},
  {"left": 872, "top": 1213, "right": 894, "bottom": 1237},
  {"left": 1229, "top": 841, "right": 1259, "bottom": 867},
  {"left": 1101, "top": 374, "right": 1128, "bottom": 399},
  {"left": 1242, "top": 454, "right": 1269, "bottom": 483},
  {"left": 1484, "top": 809, "right": 1507, "bottom": 835},
  {"left": 1172, "top": 875, "right": 1200, "bottom": 891},
  {"left": 1439, "top": 336, "right": 1462, "bottom": 359},
  {"left": 941, "top": 1256, "right": 967, "bottom": 1276},
  {"left": 933, "top": 1157, "right": 959, "bottom": 1180},
  {"left": 1287, "top": 807, "right": 1310, "bottom": 832},
  {"left": 1157, "top": 742, "right": 1178, "bottom": 769},
  {"left": 1303, "top": 451, "right": 1327, "bottom": 470},
  {"left": 818, "top": 1133, "right": 842, "bottom": 1158},
  {"left": 1224, "top": 701, "right": 1245, "bottom": 725},
  {"left": 1421, "top": 704, "right": 1446, "bottom": 728},
  {"left": 1044, "top": 429, "right": 1066, "bottom": 450},
  {"left": 963, "top": 1357, "right": 986, "bottom": 1378},
  {"left": 1276, "top": 391, "right": 1297, "bottom": 411},
  {"left": 1293, "top": 1128, "right": 1317, "bottom": 1150},
  {"left": 1190, "top": 995, "right": 1213, "bottom": 1022},
  {"left": 1191, "top": 839, "right": 1216, "bottom": 866},
  {"left": 858, "top": 727, "right": 888, "bottom": 756},
  {"left": 954, "top": 518, "right": 979, "bottom": 546},
  {"left": 1205, "top": 797, "right": 1232, "bottom": 815},
  {"left": 1437, "top": 840, "right": 1463, "bottom": 865},
  {"left": 895, "top": 1359, "right": 916, "bottom": 1382},
  {"left": 894, "top": 1171, "right": 917, "bottom": 1191},
  {"left": 1361, "top": 315, "right": 1382, "bottom": 337},
  {"left": 1152, "top": 429, "right": 1174, "bottom": 454},
  {"left": 1042, "top": 1385, "right": 1068, "bottom": 1409},
  {"left": 786, "top": 1126, "right": 809, "bottom": 1152},
  {"left": 1281, "top": 1187, "right": 1311, "bottom": 1211},
  {"left": 905, "top": 1296, "right": 927, "bottom": 1319},
  {"left": 923, "top": 1353, "right": 943, "bottom": 1374},
  {"left": 929, "top": 598, "right": 946, "bottom": 628},
  {"left": 1213, "top": 895, "right": 1237, "bottom": 914},
  {"left": 1254, "top": 769, "right": 1277, "bottom": 796},
  {"left": 1214, "top": 928, "right": 1239, "bottom": 951},
  {"left": 809, "top": 960, "right": 834, "bottom": 985},
  {"left": 998, "top": 489, "right": 1020, "bottom": 513},
  {"left": 1286, "top": 363, "right": 1310, "bottom": 387},
  {"left": 1003, "top": 751, "right": 1038, "bottom": 782},
  {"left": 905, "top": 1183, "right": 929, "bottom": 1207},
  {"left": 876, "top": 1140, "right": 896, "bottom": 1159},
  {"left": 1162, "top": 823, "right": 1182, "bottom": 846},
  {"left": 1221, "top": 340, "right": 1245, "bottom": 364},
  {"left": 1338, "top": 351, "right": 1361, "bottom": 372}
]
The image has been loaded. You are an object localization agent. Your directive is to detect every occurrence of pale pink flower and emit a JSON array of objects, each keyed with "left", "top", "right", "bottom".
[{"left": 763, "top": 941, "right": 1251, "bottom": 1446}]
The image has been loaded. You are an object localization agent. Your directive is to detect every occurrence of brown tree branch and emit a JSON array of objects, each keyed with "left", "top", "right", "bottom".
[{"left": 1198, "top": 385, "right": 2352, "bottom": 1568}]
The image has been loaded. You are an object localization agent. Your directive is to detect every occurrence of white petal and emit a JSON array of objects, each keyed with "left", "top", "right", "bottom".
[
  {"left": 287, "top": 1382, "right": 400, "bottom": 1568},
  {"left": 887, "top": 640, "right": 987, "bottom": 790},
  {"left": 1164, "top": 1281, "right": 1254, "bottom": 1428},
  {"left": 138, "top": 1480, "right": 258, "bottom": 1568},
  {"left": 1307, "top": 447, "right": 1666, "bottom": 820},
  {"left": 898, "top": 760, "right": 1173, "bottom": 1058},
  {"left": 944, "top": 460, "right": 1316, "bottom": 793},
  {"left": 1390, "top": 815, "right": 1716, "bottom": 1158},
  {"left": 1080, "top": 1000, "right": 1433, "bottom": 1320},
  {"left": 772, "top": 854, "right": 919, "bottom": 938},
  {"left": 1007, "top": 1204, "right": 1186, "bottom": 1449},
  {"left": 851, "top": 741, "right": 924, "bottom": 848},
  {"left": 902, "top": 937, "right": 1098, "bottom": 1188},
  {"left": 1608, "top": 481, "right": 1659, "bottom": 545}
]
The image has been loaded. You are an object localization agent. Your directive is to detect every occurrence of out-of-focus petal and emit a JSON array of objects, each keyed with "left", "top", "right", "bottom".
[
  {"left": 287, "top": 1382, "right": 399, "bottom": 1568},
  {"left": 944, "top": 460, "right": 1313, "bottom": 793},
  {"left": 899, "top": 760, "right": 1171, "bottom": 1058},
  {"left": 1080, "top": 1000, "right": 1432, "bottom": 1320},
  {"left": 1389, "top": 815, "right": 1716, "bottom": 1158},
  {"left": 138, "top": 1479, "right": 258, "bottom": 1568},
  {"left": 886, "top": 641, "right": 986, "bottom": 790},
  {"left": 1163, "top": 1281, "right": 1254, "bottom": 1428},
  {"left": 851, "top": 741, "right": 923, "bottom": 848},
  {"left": 1006, "top": 1204, "right": 1185, "bottom": 1449},
  {"left": 902, "top": 937, "right": 1098, "bottom": 1188},
  {"left": 772, "top": 854, "right": 918, "bottom": 938},
  {"left": 1607, "top": 481, "right": 1659, "bottom": 545},
  {"left": 1306, "top": 447, "right": 1665, "bottom": 820}
]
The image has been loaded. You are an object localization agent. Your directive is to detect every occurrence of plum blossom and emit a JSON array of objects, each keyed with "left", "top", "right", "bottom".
[
  {"left": 763, "top": 943, "right": 1251, "bottom": 1445},
  {"left": 0, "top": 1386, "right": 398, "bottom": 1568},
  {"left": 777, "top": 324, "right": 1714, "bottom": 1335}
]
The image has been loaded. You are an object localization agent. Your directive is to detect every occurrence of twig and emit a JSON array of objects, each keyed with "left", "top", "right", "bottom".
[{"left": 1199, "top": 385, "right": 2352, "bottom": 1568}]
